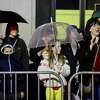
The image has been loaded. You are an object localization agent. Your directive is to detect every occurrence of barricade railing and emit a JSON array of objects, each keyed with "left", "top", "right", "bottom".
[
  {"left": 0, "top": 71, "right": 64, "bottom": 100},
  {"left": 68, "top": 71, "right": 100, "bottom": 100}
]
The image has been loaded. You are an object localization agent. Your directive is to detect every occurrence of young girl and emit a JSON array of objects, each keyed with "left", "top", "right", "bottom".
[{"left": 37, "top": 41, "right": 70, "bottom": 100}]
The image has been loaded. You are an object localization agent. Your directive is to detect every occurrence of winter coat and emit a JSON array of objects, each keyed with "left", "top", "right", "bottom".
[
  {"left": 29, "top": 47, "right": 44, "bottom": 70},
  {"left": 0, "top": 36, "right": 29, "bottom": 71},
  {"left": 0, "top": 36, "right": 29, "bottom": 94},
  {"left": 37, "top": 59, "right": 70, "bottom": 87},
  {"left": 79, "top": 35, "right": 100, "bottom": 85},
  {"left": 79, "top": 36, "right": 100, "bottom": 71},
  {"left": 61, "top": 41, "right": 84, "bottom": 76}
]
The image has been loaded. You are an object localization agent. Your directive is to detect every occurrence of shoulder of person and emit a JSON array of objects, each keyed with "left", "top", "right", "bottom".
[
  {"left": 16, "top": 38, "right": 26, "bottom": 46},
  {"left": 17, "top": 38, "right": 25, "bottom": 42},
  {"left": 40, "top": 59, "right": 49, "bottom": 66}
]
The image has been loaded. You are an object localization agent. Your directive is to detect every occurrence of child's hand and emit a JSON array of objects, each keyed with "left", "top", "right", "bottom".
[
  {"left": 53, "top": 65, "right": 61, "bottom": 74},
  {"left": 37, "top": 51, "right": 41, "bottom": 56}
]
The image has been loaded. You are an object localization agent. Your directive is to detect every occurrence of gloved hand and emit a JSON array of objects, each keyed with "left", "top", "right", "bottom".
[{"left": 18, "top": 91, "right": 25, "bottom": 99}]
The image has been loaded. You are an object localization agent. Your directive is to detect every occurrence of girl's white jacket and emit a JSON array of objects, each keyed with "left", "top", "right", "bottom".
[{"left": 37, "top": 59, "right": 70, "bottom": 87}]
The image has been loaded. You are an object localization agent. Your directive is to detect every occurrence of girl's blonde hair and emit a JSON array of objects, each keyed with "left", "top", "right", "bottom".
[
  {"left": 49, "top": 45, "right": 66, "bottom": 68},
  {"left": 39, "top": 45, "right": 66, "bottom": 69}
]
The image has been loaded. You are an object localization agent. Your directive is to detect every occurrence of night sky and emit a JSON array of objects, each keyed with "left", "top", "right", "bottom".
[{"left": 56, "top": 0, "right": 79, "bottom": 9}]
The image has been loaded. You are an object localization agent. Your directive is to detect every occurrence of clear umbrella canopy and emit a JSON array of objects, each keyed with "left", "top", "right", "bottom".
[
  {"left": 29, "top": 22, "right": 69, "bottom": 48},
  {"left": 29, "top": 22, "right": 83, "bottom": 48},
  {"left": 65, "top": 25, "right": 83, "bottom": 43}
]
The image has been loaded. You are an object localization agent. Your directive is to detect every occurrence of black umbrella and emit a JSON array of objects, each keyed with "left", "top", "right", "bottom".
[{"left": 0, "top": 10, "right": 27, "bottom": 23}]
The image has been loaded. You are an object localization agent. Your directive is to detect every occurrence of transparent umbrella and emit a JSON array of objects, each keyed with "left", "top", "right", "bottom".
[
  {"left": 65, "top": 25, "right": 83, "bottom": 43},
  {"left": 29, "top": 22, "right": 69, "bottom": 48}
]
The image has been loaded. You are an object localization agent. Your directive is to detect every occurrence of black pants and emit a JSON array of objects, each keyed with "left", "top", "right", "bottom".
[
  {"left": 0, "top": 93, "right": 14, "bottom": 100},
  {"left": 0, "top": 92, "right": 26, "bottom": 100}
]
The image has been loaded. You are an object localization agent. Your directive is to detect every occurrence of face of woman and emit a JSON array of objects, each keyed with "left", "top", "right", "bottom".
[
  {"left": 70, "top": 30, "right": 78, "bottom": 41},
  {"left": 90, "top": 24, "right": 100, "bottom": 37},
  {"left": 42, "top": 51, "right": 49, "bottom": 60},
  {"left": 52, "top": 42, "right": 61, "bottom": 54},
  {"left": 10, "top": 26, "right": 17, "bottom": 37}
]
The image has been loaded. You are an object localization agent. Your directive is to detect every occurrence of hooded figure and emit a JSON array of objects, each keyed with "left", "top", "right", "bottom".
[
  {"left": 0, "top": 22, "right": 29, "bottom": 99},
  {"left": 0, "top": 22, "right": 29, "bottom": 71}
]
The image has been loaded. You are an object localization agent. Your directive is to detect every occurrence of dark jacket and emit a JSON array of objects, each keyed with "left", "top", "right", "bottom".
[
  {"left": 0, "top": 37, "right": 29, "bottom": 71},
  {"left": 61, "top": 41, "right": 84, "bottom": 76},
  {"left": 0, "top": 36, "right": 29, "bottom": 94},
  {"left": 29, "top": 47, "right": 44, "bottom": 70},
  {"left": 61, "top": 41, "right": 84, "bottom": 94},
  {"left": 79, "top": 35, "right": 100, "bottom": 85},
  {"left": 79, "top": 36, "right": 100, "bottom": 71}
]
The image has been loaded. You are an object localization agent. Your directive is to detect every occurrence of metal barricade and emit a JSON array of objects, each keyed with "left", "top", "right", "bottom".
[
  {"left": 68, "top": 71, "right": 100, "bottom": 100},
  {"left": 0, "top": 71, "right": 64, "bottom": 100}
]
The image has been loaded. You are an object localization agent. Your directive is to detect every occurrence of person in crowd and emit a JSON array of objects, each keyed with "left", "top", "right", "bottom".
[
  {"left": 0, "top": 22, "right": 29, "bottom": 100},
  {"left": 37, "top": 41, "right": 70, "bottom": 100},
  {"left": 79, "top": 12, "right": 100, "bottom": 100},
  {"left": 29, "top": 47, "right": 46, "bottom": 100},
  {"left": 61, "top": 25, "right": 84, "bottom": 99},
  {"left": 62, "top": 25, "right": 84, "bottom": 77},
  {"left": 29, "top": 33, "right": 54, "bottom": 100}
]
